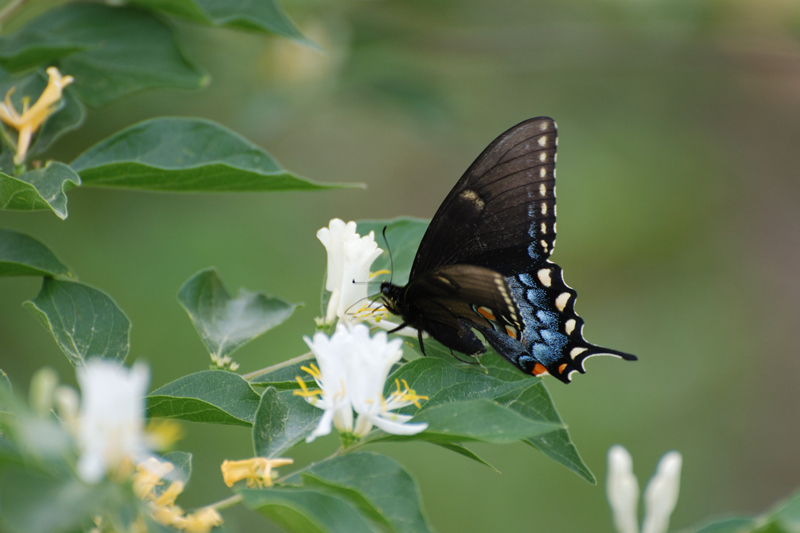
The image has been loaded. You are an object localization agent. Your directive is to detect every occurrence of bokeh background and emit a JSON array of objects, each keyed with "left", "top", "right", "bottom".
[{"left": 2, "top": 0, "right": 800, "bottom": 531}]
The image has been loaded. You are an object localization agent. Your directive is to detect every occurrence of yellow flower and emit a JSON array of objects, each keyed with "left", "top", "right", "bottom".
[
  {"left": 132, "top": 457, "right": 174, "bottom": 500},
  {"left": 183, "top": 508, "right": 224, "bottom": 533},
  {"left": 154, "top": 480, "right": 185, "bottom": 507},
  {"left": 221, "top": 457, "right": 294, "bottom": 488},
  {"left": 0, "top": 66, "right": 74, "bottom": 164},
  {"left": 146, "top": 419, "right": 185, "bottom": 451},
  {"left": 151, "top": 502, "right": 186, "bottom": 528}
]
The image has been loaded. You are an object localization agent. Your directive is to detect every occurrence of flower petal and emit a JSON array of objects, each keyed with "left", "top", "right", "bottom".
[
  {"left": 607, "top": 445, "right": 640, "bottom": 533},
  {"left": 642, "top": 451, "right": 682, "bottom": 533}
]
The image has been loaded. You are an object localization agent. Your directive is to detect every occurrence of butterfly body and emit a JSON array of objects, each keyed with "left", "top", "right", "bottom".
[{"left": 381, "top": 117, "right": 636, "bottom": 383}]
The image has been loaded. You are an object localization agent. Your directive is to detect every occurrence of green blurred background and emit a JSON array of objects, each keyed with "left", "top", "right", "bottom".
[{"left": 2, "top": 0, "right": 800, "bottom": 531}]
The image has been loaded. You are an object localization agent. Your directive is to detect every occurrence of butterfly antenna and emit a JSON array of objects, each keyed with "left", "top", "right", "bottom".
[{"left": 382, "top": 226, "right": 394, "bottom": 285}]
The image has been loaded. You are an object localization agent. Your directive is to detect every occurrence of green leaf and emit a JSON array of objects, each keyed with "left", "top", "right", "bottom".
[
  {"left": 0, "top": 68, "right": 85, "bottom": 159},
  {"left": 177, "top": 268, "right": 298, "bottom": 360},
  {"left": 431, "top": 442, "right": 499, "bottom": 472},
  {"left": 356, "top": 217, "right": 427, "bottom": 287},
  {"left": 760, "top": 488, "right": 800, "bottom": 533},
  {"left": 0, "top": 229, "right": 75, "bottom": 278},
  {"left": 23, "top": 278, "right": 130, "bottom": 367},
  {"left": 0, "top": 4, "right": 207, "bottom": 106},
  {"left": 72, "top": 117, "right": 359, "bottom": 192},
  {"left": 0, "top": 466, "right": 106, "bottom": 533},
  {"left": 403, "top": 398, "right": 561, "bottom": 444},
  {"left": 147, "top": 370, "right": 260, "bottom": 426},
  {"left": 129, "top": 0, "right": 312, "bottom": 44},
  {"left": 495, "top": 381, "right": 596, "bottom": 483},
  {"left": 0, "top": 162, "right": 81, "bottom": 220},
  {"left": 163, "top": 451, "right": 192, "bottom": 483},
  {"left": 385, "top": 356, "right": 527, "bottom": 412},
  {"left": 240, "top": 487, "right": 376, "bottom": 533},
  {"left": 252, "top": 387, "right": 322, "bottom": 458},
  {"left": 0, "top": 33, "right": 89, "bottom": 74},
  {"left": 682, "top": 517, "right": 754, "bottom": 533},
  {"left": 285, "top": 452, "right": 434, "bottom": 533},
  {"left": 248, "top": 353, "right": 315, "bottom": 389}
]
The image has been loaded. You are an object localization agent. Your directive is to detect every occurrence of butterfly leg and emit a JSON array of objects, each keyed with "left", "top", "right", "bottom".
[
  {"left": 387, "top": 322, "right": 409, "bottom": 334},
  {"left": 418, "top": 330, "right": 427, "bottom": 356}
]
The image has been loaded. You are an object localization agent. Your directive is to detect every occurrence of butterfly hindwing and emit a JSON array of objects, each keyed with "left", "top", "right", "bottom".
[
  {"left": 485, "top": 262, "right": 636, "bottom": 383},
  {"left": 397, "top": 264, "right": 523, "bottom": 356},
  {"left": 411, "top": 117, "right": 558, "bottom": 278}
]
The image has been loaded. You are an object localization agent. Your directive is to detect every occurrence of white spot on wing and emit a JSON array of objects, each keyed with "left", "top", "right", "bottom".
[
  {"left": 540, "top": 167, "right": 547, "bottom": 178},
  {"left": 540, "top": 222, "right": 547, "bottom": 234},
  {"left": 555, "top": 292, "right": 570, "bottom": 311},
  {"left": 538, "top": 136, "right": 547, "bottom": 147},
  {"left": 539, "top": 152, "right": 547, "bottom": 162},
  {"left": 537, "top": 268, "right": 552, "bottom": 287},
  {"left": 570, "top": 347, "right": 587, "bottom": 359},
  {"left": 539, "top": 183, "right": 546, "bottom": 196},
  {"left": 541, "top": 203, "right": 547, "bottom": 215},
  {"left": 565, "top": 319, "right": 576, "bottom": 335}
]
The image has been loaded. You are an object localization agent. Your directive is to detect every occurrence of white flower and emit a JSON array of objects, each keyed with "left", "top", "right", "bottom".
[
  {"left": 296, "top": 324, "right": 428, "bottom": 442},
  {"left": 296, "top": 326, "right": 354, "bottom": 442},
  {"left": 318, "top": 218, "right": 383, "bottom": 325},
  {"left": 340, "top": 325, "right": 428, "bottom": 438},
  {"left": 75, "top": 359, "right": 150, "bottom": 483},
  {"left": 607, "top": 445, "right": 683, "bottom": 533}
]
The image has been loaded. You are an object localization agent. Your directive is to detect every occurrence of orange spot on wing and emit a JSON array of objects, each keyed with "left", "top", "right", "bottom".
[
  {"left": 504, "top": 325, "right": 518, "bottom": 339},
  {"left": 531, "top": 363, "right": 549, "bottom": 376},
  {"left": 558, "top": 363, "right": 567, "bottom": 374},
  {"left": 477, "top": 306, "right": 496, "bottom": 321}
]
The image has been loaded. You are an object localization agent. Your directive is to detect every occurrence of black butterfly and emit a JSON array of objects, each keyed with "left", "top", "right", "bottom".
[{"left": 380, "top": 117, "right": 636, "bottom": 383}]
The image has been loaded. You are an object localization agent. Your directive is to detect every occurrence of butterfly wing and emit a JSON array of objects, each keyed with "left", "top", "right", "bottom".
[
  {"left": 481, "top": 263, "right": 637, "bottom": 384},
  {"left": 410, "top": 117, "right": 558, "bottom": 278},
  {"left": 398, "top": 117, "right": 636, "bottom": 381},
  {"left": 400, "top": 264, "right": 524, "bottom": 357}
]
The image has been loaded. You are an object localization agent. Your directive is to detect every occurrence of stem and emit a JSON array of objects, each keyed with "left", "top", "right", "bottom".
[
  {"left": 207, "top": 494, "right": 242, "bottom": 511},
  {"left": 242, "top": 351, "right": 314, "bottom": 381},
  {"left": 0, "top": 0, "right": 27, "bottom": 25}
]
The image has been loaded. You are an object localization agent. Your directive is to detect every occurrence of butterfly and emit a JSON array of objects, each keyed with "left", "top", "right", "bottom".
[{"left": 380, "top": 117, "right": 636, "bottom": 383}]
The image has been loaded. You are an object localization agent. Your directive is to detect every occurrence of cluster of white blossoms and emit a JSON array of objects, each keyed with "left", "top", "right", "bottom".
[
  {"left": 297, "top": 323, "right": 428, "bottom": 442},
  {"left": 301, "top": 219, "right": 429, "bottom": 442},
  {"left": 56, "top": 359, "right": 222, "bottom": 532},
  {"left": 316, "top": 218, "right": 414, "bottom": 335},
  {"left": 70, "top": 359, "right": 152, "bottom": 483},
  {"left": 607, "top": 445, "right": 683, "bottom": 533}
]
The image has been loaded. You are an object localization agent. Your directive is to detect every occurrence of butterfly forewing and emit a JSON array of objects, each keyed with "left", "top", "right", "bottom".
[{"left": 411, "top": 117, "right": 558, "bottom": 278}]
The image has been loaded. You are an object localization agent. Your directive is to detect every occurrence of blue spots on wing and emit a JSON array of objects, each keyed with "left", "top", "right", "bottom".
[{"left": 527, "top": 242, "right": 542, "bottom": 262}]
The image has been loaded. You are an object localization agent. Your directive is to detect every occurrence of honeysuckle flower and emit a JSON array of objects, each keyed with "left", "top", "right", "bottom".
[
  {"left": 607, "top": 445, "right": 683, "bottom": 533},
  {"left": 145, "top": 419, "right": 185, "bottom": 452},
  {"left": 318, "top": 218, "right": 383, "bottom": 325},
  {"left": 75, "top": 359, "right": 150, "bottom": 484},
  {"left": 0, "top": 66, "right": 74, "bottom": 164},
  {"left": 133, "top": 456, "right": 223, "bottom": 532},
  {"left": 340, "top": 326, "right": 428, "bottom": 438},
  {"left": 133, "top": 457, "right": 175, "bottom": 500},
  {"left": 316, "top": 218, "right": 419, "bottom": 337},
  {"left": 183, "top": 507, "right": 224, "bottom": 533},
  {"left": 296, "top": 325, "right": 354, "bottom": 442},
  {"left": 221, "top": 457, "right": 294, "bottom": 488},
  {"left": 296, "top": 324, "right": 428, "bottom": 443}
]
